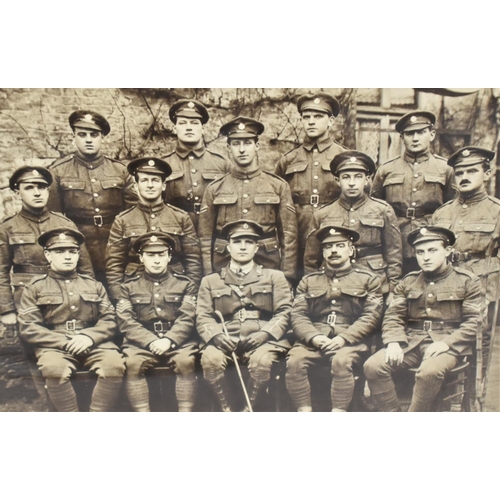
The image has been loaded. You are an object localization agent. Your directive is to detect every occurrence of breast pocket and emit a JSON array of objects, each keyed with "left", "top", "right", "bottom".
[
  {"left": 101, "top": 178, "right": 126, "bottom": 209},
  {"left": 212, "top": 287, "right": 234, "bottom": 313},
  {"left": 341, "top": 287, "right": 368, "bottom": 316},
  {"left": 8, "top": 233, "right": 37, "bottom": 263},
  {"left": 128, "top": 293, "right": 152, "bottom": 322},
  {"left": 250, "top": 284, "right": 273, "bottom": 312},
  {"left": 304, "top": 288, "right": 328, "bottom": 316},
  {"left": 406, "top": 289, "right": 423, "bottom": 318},
  {"left": 436, "top": 290, "right": 465, "bottom": 320},
  {"left": 254, "top": 194, "right": 280, "bottom": 225},
  {"left": 423, "top": 173, "right": 447, "bottom": 204},
  {"left": 463, "top": 222, "right": 495, "bottom": 253},
  {"left": 35, "top": 294, "right": 64, "bottom": 323},
  {"left": 80, "top": 292, "right": 103, "bottom": 320},
  {"left": 382, "top": 174, "right": 405, "bottom": 200},
  {"left": 60, "top": 178, "right": 86, "bottom": 205},
  {"left": 161, "top": 293, "right": 184, "bottom": 320},
  {"left": 213, "top": 194, "right": 238, "bottom": 223},
  {"left": 358, "top": 216, "right": 384, "bottom": 243}
]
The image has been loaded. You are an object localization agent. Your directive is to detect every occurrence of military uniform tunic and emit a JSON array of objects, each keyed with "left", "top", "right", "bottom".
[
  {"left": 0, "top": 208, "right": 94, "bottom": 315},
  {"left": 162, "top": 143, "right": 232, "bottom": 232},
  {"left": 371, "top": 151, "right": 456, "bottom": 258},
  {"left": 432, "top": 191, "right": 500, "bottom": 303},
  {"left": 47, "top": 153, "right": 138, "bottom": 276},
  {"left": 303, "top": 195, "right": 402, "bottom": 293},
  {"left": 198, "top": 166, "right": 298, "bottom": 282},
  {"left": 105, "top": 201, "right": 202, "bottom": 302},
  {"left": 275, "top": 136, "right": 346, "bottom": 269}
]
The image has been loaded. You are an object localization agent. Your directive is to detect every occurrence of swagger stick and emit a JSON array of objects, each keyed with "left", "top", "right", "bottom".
[{"left": 214, "top": 310, "right": 253, "bottom": 412}]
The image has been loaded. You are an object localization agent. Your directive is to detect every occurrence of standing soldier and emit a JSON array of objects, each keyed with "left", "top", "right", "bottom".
[
  {"left": 275, "top": 92, "right": 347, "bottom": 274},
  {"left": 196, "top": 220, "right": 292, "bottom": 412},
  {"left": 0, "top": 167, "right": 94, "bottom": 333},
  {"left": 371, "top": 110, "right": 456, "bottom": 274},
  {"left": 199, "top": 116, "right": 298, "bottom": 284},
  {"left": 303, "top": 151, "right": 402, "bottom": 301},
  {"left": 162, "top": 98, "right": 232, "bottom": 233},
  {"left": 18, "top": 228, "right": 125, "bottom": 412},
  {"left": 364, "top": 227, "right": 482, "bottom": 412},
  {"left": 105, "top": 157, "right": 201, "bottom": 303},
  {"left": 287, "top": 226, "right": 383, "bottom": 412},
  {"left": 117, "top": 232, "right": 199, "bottom": 412},
  {"left": 47, "top": 110, "right": 138, "bottom": 283}
]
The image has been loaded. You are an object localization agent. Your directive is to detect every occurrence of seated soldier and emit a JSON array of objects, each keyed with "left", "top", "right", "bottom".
[
  {"left": 286, "top": 226, "right": 383, "bottom": 412},
  {"left": 117, "top": 231, "right": 199, "bottom": 412},
  {"left": 196, "top": 220, "right": 292, "bottom": 412},
  {"left": 364, "top": 226, "right": 482, "bottom": 412},
  {"left": 18, "top": 228, "right": 124, "bottom": 412}
]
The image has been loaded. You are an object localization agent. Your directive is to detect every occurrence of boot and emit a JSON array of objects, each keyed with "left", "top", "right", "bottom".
[
  {"left": 210, "top": 376, "right": 232, "bottom": 412},
  {"left": 241, "top": 378, "right": 265, "bottom": 412}
]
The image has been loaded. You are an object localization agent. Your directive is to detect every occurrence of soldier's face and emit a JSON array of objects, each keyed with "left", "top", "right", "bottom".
[
  {"left": 301, "top": 111, "right": 333, "bottom": 140},
  {"left": 228, "top": 139, "right": 259, "bottom": 167},
  {"left": 44, "top": 248, "right": 80, "bottom": 273},
  {"left": 16, "top": 182, "right": 49, "bottom": 210},
  {"left": 337, "top": 171, "right": 369, "bottom": 199},
  {"left": 174, "top": 118, "right": 204, "bottom": 145},
  {"left": 454, "top": 165, "right": 490, "bottom": 194},
  {"left": 135, "top": 172, "right": 166, "bottom": 203},
  {"left": 414, "top": 241, "right": 451, "bottom": 273},
  {"left": 227, "top": 237, "right": 259, "bottom": 264},
  {"left": 401, "top": 127, "right": 435, "bottom": 155},
  {"left": 140, "top": 249, "right": 171, "bottom": 275},
  {"left": 73, "top": 127, "right": 103, "bottom": 156},
  {"left": 322, "top": 240, "right": 353, "bottom": 268}
]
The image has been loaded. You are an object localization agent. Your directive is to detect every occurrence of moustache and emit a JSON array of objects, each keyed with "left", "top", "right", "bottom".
[{"left": 460, "top": 181, "right": 471, "bottom": 186}]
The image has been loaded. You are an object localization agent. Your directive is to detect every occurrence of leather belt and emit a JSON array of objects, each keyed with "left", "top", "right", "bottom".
[
  {"left": 355, "top": 246, "right": 383, "bottom": 259},
  {"left": 407, "top": 320, "right": 462, "bottom": 331},
  {"left": 230, "top": 309, "right": 262, "bottom": 322},
  {"left": 394, "top": 207, "right": 428, "bottom": 219},
  {"left": 174, "top": 200, "right": 202, "bottom": 214},
  {"left": 318, "top": 313, "right": 353, "bottom": 326},
  {"left": 450, "top": 251, "right": 485, "bottom": 262},
  {"left": 293, "top": 194, "right": 336, "bottom": 206},
  {"left": 70, "top": 215, "right": 115, "bottom": 227},
  {"left": 13, "top": 264, "right": 48, "bottom": 274},
  {"left": 49, "top": 320, "right": 93, "bottom": 331},
  {"left": 143, "top": 320, "right": 173, "bottom": 333}
]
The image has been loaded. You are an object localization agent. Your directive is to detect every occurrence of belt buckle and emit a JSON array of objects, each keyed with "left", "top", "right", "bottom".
[
  {"left": 154, "top": 321, "right": 164, "bottom": 333},
  {"left": 310, "top": 194, "right": 319, "bottom": 206},
  {"left": 66, "top": 320, "right": 76, "bottom": 331},
  {"left": 193, "top": 203, "right": 201, "bottom": 214},
  {"left": 406, "top": 208, "right": 416, "bottom": 219},
  {"left": 93, "top": 215, "right": 103, "bottom": 227},
  {"left": 327, "top": 312, "right": 337, "bottom": 327},
  {"left": 238, "top": 309, "right": 247, "bottom": 322},
  {"left": 423, "top": 320, "right": 432, "bottom": 332}
]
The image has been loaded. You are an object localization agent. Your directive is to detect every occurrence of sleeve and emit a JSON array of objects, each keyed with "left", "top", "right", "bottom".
[
  {"left": 303, "top": 211, "right": 322, "bottom": 275},
  {"left": 370, "top": 166, "right": 386, "bottom": 201},
  {"left": 76, "top": 242, "right": 96, "bottom": 278},
  {"left": 165, "top": 280, "right": 197, "bottom": 346},
  {"left": 339, "top": 274, "right": 383, "bottom": 345},
  {"left": 258, "top": 271, "right": 292, "bottom": 340},
  {"left": 79, "top": 283, "right": 117, "bottom": 346},
  {"left": 198, "top": 186, "right": 216, "bottom": 276},
  {"left": 443, "top": 166, "right": 458, "bottom": 203},
  {"left": 441, "top": 275, "right": 483, "bottom": 355},
  {"left": 195, "top": 276, "right": 224, "bottom": 345},
  {"left": 381, "top": 280, "right": 409, "bottom": 347},
  {"left": 105, "top": 217, "right": 129, "bottom": 302},
  {"left": 381, "top": 206, "right": 403, "bottom": 292},
  {"left": 274, "top": 155, "right": 286, "bottom": 178},
  {"left": 122, "top": 172, "right": 139, "bottom": 210},
  {"left": 0, "top": 224, "right": 16, "bottom": 315},
  {"left": 277, "top": 182, "right": 298, "bottom": 282},
  {"left": 291, "top": 278, "right": 323, "bottom": 345},
  {"left": 46, "top": 168, "right": 63, "bottom": 214},
  {"left": 178, "top": 215, "right": 202, "bottom": 287},
  {"left": 17, "top": 285, "right": 68, "bottom": 350}
]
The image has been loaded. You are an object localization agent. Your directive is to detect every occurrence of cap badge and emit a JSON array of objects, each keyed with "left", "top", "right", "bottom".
[
  {"left": 187, "top": 102, "right": 195, "bottom": 109},
  {"left": 59, "top": 233, "right": 67, "bottom": 240},
  {"left": 32, "top": 170, "right": 40, "bottom": 177},
  {"left": 349, "top": 157, "right": 357, "bottom": 163},
  {"left": 462, "top": 149, "right": 470, "bottom": 157},
  {"left": 313, "top": 98, "right": 320, "bottom": 104},
  {"left": 410, "top": 116, "right": 417, "bottom": 123},
  {"left": 238, "top": 123, "right": 246, "bottom": 130},
  {"left": 243, "top": 223, "right": 249, "bottom": 229},
  {"left": 148, "top": 160, "right": 155, "bottom": 166},
  {"left": 150, "top": 235, "right": 158, "bottom": 243},
  {"left": 420, "top": 228, "right": 427, "bottom": 235},
  {"left": 329, "top": 229, "right": 337, "bottom": 235},
  {"left": 83, "top": 114, "right": 94, "bottom": 123}
]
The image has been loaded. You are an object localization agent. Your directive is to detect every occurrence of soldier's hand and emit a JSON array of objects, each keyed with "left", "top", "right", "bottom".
[
  {"left": 150, "top": 338, "right": 172, "bottom": 356},
  {"left": 423, "top": 341, "right": 449, "bottom": 360},
  {"left": 240, "top": 331, "right": 270, "bottom": 352},
  {"left": 65, "top": 334, "right": 94, "bottom": 356},
  {"left": 212, "top": 334, "right": 237, "bottom": 354},
  {"left": 385, "top": 342, "right": 404, "bottom": 367},
  {"left": 311, "top": 335, "right": 331, "bottom": 350},
  {"left": 322, "top": 336, "right": 346, "bottom": 355},
  {"left": 1, "top": 312, "right": 17, "bottom": 325}
]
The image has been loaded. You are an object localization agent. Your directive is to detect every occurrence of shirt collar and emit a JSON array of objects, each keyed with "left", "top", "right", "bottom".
[
  {"left": 302, "top": 134, "right": 334, "bottom": 153},
  {"left": 175, "top": 141, "right": 206, "bottom": 159},
  {"left": 20, "top": 206, "right": 50, "bottom": 222},
  {"left": 229, "top": 261, "right": 254, "bottom": 275},
  {"left": 74, "top": 152, "right": 105, "bottom": 168}
]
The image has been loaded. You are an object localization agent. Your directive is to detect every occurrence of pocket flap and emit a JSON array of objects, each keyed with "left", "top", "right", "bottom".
[
  {"left": 214, "top": 238, "right": 228, "bottom": 254},
  {"left": 123, "top": 226, "right": 144, "bottom": 238},
  {"left": 366, "top": 256, "right": 387, "bottom": 270},
  {"left": 463, "top": 223, "right": 495, "bottom": 233},
  {"left": 201, "top": 172, "right": 222, "bottom": 181},
  {"left": 166, "top": 170, "right": 184, "bottom": 181},
  {"left": 213, "top": 287, "right": 232, "bottom": 298},
  {"left": 359, "top": 216, "right": 384, "bottom": 228},
  {"left": 35, "top": 294, "right": 64, "bottom": 306},
  {"left": 407, "top": 289, "right": 423, "bottom": 300},
  {"left": 305, "top": 288, "right": 327, "bottom": 299},
  {"left": 101, "top": 178, "right": 124, "bottom": 190},
  {"left": 437, "top": 291, "right": 465, "bottom": 301},
  {"left": 383, "top": 174, "right": 404, "bottom": 186},
  {"left": 284, "top": 161, "right": 308, "bottom": 175},
  {"left": 80, "top": 292, "right": 102, "bottom": 303},
  {"left": 213, "top": 195, "right": 238, "bottom": 205},
  {"left": 61, "top": 179, "right": 85, "bottom": 190},
  {"left": 254, "top": 194, "right": 280, "bottom": 205},
  {"left": 423, "top": 173, "right": 446, "bottom": 185},
  {"left": 250, "top": 285, "right": 272, "bottom": 295},
  {"left": 260, "top": 238, "right": 279, "bottom": 253},
  {"left": 163, "top": 293, "right": 183, "bottom": 303},
  {"left": 129, "top": 293, "right": 152, "bottom": 305},
  {"left": 341, "top": 288, "right": 367, "bottom": 298},
  {"left": 8, "top": 234, "right": 36, "bottom": 245}
]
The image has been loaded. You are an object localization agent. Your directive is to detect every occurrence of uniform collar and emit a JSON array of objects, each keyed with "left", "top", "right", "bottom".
[
  {"left": 175, "top": 141, "right": 206, "bottom": 158},
  {"left": 422, "top": 262, "right": 454, "bottom": 282},
  {"left": 338, "top": 193, "right": 368, "bottom": 210},
  {"left": 458, "top": 189, "right": 488, "bottom": 204},
  {"left": 143, "top": 269, "right": 171, "bottom": 283},
  {"left": 222, "top": 263, "right": 262, "bottom": 285},
  {"left": 48, "top": 269, "right": 78, "bottom": 280},
  {"left": 229, "top": 261, "right": 254, "bottom": 275},
  {"left": 74, "top": 152, "right": 105, "bottom": 168},
  {"left": 20, "top": 206, "right": 50, "bottom": 222},
  {"left": 138, "top": 201, "right": 165, "bottom": 214},
  {"left": 231, "top": 165, "right": 261, "bottom": 179},
  {"left": 303, "top": 134, "right": 334, "bottom": 153},
  {"left": 323, "top": 264, "right": 353, "bottom": 278},
  {"left": 403, "top": 150, "right": 431, "bottom": 164}
]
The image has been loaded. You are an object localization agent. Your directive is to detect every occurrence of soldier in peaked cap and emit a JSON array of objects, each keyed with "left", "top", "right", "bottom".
[
  {"left": 162, "top": 98, "right": 231, "bottom": 233},
  {"left": 196, "top": 219, "right": 292, "bottom": 411},
  {"left": 198, "top": 116, "right": 298, "bottom": 284},
  {"left": 275, "top": 92, "right": 347, "bottom": 277},
  {"left": 364, "top": 226, "right": 482, "bottom": 412},
  {"left": 371, "top": 110, "right": 456, "bottom": 275},
  {"left": 0, "top": 167, "right": 94, "bottom": 336},
  {"left": 304, "top": 150, "right": 402, "bottom": 301},
  {"left": 105, "top": 157, "right": 201, "bottom": 303},
  {"left": 17, "top": 227, "right": 124, "bottom": 412},
  {"left": 47, "top": 110, "right": 138, "bottom": 284},
  {"left": 117, "top": 231, "right": 199, "bottom": 412},
  {"left": 286, "top": 225, "right": 383, "bottom": 411}
]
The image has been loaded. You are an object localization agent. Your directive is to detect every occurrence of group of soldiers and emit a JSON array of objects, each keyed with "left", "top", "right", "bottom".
[{"left": 1, "top": 92, "right": 498, "bottom": 412}]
